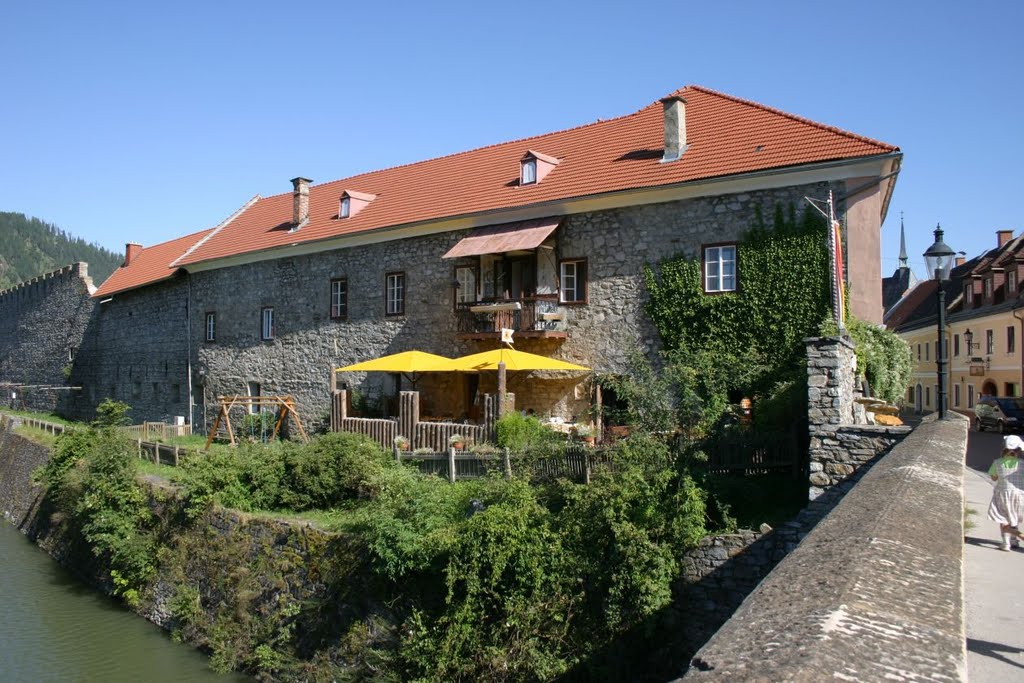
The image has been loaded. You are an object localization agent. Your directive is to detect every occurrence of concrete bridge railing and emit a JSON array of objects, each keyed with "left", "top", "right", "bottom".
[{"left": 679, "top": 413, "right": 969, "bottom": 681}]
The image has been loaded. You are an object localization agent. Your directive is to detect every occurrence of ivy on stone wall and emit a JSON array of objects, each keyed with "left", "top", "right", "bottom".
[{"left": 644, "top": 204, "right": 831, "bottom": 386}]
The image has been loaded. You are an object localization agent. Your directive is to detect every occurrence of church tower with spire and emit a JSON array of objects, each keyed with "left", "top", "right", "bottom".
[{"left": 882, "top": 213, "right": 920, "bottom": 316}]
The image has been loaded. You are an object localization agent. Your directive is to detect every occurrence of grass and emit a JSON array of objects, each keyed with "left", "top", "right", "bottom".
[
  {"left": 13, "top": 424, "right": 59, "bottom": 448},
  {"left": 2, "top": 408, "right": 77, "bottom": 426},
  {"left": 704, "top": 472, "right": 806, "bottom": 531},
  {"left": 964, "top": 505, "right": 977, "bottom": 533},
  {"left": 136, "top": 459, "right": 182, "bottom": 481}
]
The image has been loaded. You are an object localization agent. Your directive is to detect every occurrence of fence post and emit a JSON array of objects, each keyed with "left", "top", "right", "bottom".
[
  {"left": 400, "top": 391, "right": 420, "bottom": 449},
  {"left": 584, "top": 451, "right": 591, "bottom": 485},
  {"left": 448, "top": 446, "right": 457, "bottom": 483},
  {"left": 394, "top": 444, "right": 401, "bottom": 463},
  {"left": 173, "top": 445, "right": 180, "bottom": 467},
  {"left": 503, "top": 448, "right": 512, "bottom": 479}
]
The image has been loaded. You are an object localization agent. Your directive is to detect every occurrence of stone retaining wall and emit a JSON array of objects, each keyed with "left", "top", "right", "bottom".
[{"left": 677, "top": 413, "right": 968, "bottom": 681}]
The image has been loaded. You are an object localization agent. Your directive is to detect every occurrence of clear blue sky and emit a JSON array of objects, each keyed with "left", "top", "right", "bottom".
[{"left": 1, "top": 1, "right": 1020, "bottom": 283}]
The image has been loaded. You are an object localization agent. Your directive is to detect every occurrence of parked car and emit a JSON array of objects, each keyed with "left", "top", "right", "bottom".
[{"left": 975, "top": 396, "right": 1024, "bottom": 433}]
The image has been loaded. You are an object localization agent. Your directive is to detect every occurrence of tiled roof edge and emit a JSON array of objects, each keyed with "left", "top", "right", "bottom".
[
  {"left": 172, "top": 195, "right": 261, "bottom": 267},
  {"left": 683, "top": 85, "right": 899, "bottom": 153}
]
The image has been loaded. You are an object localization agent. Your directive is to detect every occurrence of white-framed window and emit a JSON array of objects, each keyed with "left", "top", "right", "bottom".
[
  {"left": 985, "top": 278, "right": 993, "bottom": 300},
  {"left": 386, "top": 272, "right": 405, "bottom": 316},
  {"left": 925, "top": 342, "right": 930, "bottom": 361},
  {"left": 1006, "top": 382, "right": 1020, "bottom": 397},
  {"left": 987, "top": 329, "right": 995, "bottom": 354},
  {"left": 954, "top": 383, "right": 961, "bottom": 407},
  {"left": 954, "top": 333, "right": 961, "bottom": 357},
  {"left": 965, "top": 284, "right": 973, "bottom": 305},
  {"left": 521, "top": 159, "right": 537, "bottom": 185},
  {"left": 247, "top": 381, "right": 261, "bottom": 414},
  {"left": 559, "top": 258, "right": 587, "bottom": 304},
  {"left": 917, "top": 344, "right": 921, "bottom": 361},
  {"left": 261, "top": 307, "right": 274, "bottom": 340},
  {"left": 968, "top": 384, "right": 976, "bottom": 409},
  {"left": 1009, "top": 326, "right": 1016, "bottom": 355},
  {"left": 455, "top": 266, "right": 477, "bottom": 305},
  {"left": 704, "top": 245, "right": 737, "bottom": 293},
  {"left": 205, "top": 312, "right": 216, "bottom": 342},
  {"left": 331, "top": 278, "right": 348, "bottom": 319},
  {"left": 925, "top": 386, "right": 931, "bottom": 407},
  {"left": 340, "top": 196, "right": 351, "bottom": 218},
  {"left": 1009, "top": 271, "right": 1018, "bottom": 294}
]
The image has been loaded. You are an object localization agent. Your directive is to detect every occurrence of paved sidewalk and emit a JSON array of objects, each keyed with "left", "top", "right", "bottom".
[{"left": 964, "top": 466, "right": 1024, "bottom": 680}]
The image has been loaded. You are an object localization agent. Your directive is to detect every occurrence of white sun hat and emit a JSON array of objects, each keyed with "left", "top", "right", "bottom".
[{"left": 1004, "top": 435, "right": 1024, "bottom": 452}]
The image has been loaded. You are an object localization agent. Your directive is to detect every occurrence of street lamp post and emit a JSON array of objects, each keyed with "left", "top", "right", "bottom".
[{"left": 924, "top": 224, "right": 956, "bottom": 419}]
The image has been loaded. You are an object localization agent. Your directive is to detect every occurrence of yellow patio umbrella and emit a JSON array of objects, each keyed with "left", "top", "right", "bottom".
[
  {"left": 336, "top": 350, "right": 453, "bottom": 374},
  {"left": 336, "top": 350, "right": 454, "bottom": 388},
  {"left": 442, "top": 347, "right": 590, "bottom": 372}
]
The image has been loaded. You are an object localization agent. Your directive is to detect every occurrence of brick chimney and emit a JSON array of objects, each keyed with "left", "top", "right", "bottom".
[
  {"left": 660, "top": 96, "right": 687, "bottom": 163},
  {"left": 291, "top": 177, "right": 312, "bottom": 226},
  {"left": 955, "top": 253, "right": 966, "bottom": 267},
  {"left": 124, "top": 243, "right": 142, "bottom": 266},
  {"left": 998, "top": 229, "right": 1014, "bottom": 248}
]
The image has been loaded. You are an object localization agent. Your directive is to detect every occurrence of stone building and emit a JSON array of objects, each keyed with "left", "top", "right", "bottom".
[{"left": 25, "top": 85, "right": 901, "bottom": 428}]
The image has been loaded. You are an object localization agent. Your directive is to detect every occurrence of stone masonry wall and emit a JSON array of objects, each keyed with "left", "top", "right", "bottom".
[
  {"left": 679, "top": 414, "right": 968, "bottom": 681},
  {"left": 806, "top": 335, "right": 910, "bottom": 499},
  {"left": 0, "top": 263, "right": 96, "bottom": 414},
  {"left": 68, "top": 275, "right": 191, "bottom": 424},
  {"left": 191, "top": 180, "right": 842, "bottom": 432}
]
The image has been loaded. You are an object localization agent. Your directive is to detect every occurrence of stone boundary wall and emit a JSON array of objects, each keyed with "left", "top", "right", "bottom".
[
  {"left": 0, "top": 263, "right": 96, "bottom": 414},
  {"left": 678, "top": 413, "right": 969, "bottom": 681},
  {"left": 806, "top": 335, "right": 912, "bottom": 499}
]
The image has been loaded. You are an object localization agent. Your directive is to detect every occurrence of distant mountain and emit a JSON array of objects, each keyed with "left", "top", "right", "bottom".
[{"left": 0, "top": 212, "right": 123, "bottom": 290}]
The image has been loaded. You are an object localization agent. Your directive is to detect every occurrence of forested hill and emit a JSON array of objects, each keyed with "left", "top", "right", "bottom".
[{"left": 0, "top": 212, "right": 122, "bottom": 290}]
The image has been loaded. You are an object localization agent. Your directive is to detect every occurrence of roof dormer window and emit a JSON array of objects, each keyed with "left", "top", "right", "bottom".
[
  {"left": 520, "top": 150, "right": 560, "bottom": 186},
  {"left": 338, "top": 190, "right": 376, "bottom": 219},
  {"left": 521, "top": 159, "right": 537, "bottom": 185}
]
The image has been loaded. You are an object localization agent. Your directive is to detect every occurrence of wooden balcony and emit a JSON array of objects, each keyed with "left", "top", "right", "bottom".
[{"left": 455, "top": 296, "right": 567, "bottom": 340}]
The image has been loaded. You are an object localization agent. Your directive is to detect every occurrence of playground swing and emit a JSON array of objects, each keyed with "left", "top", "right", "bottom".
[{"left": 205, "top": 395, "right": 309, "bottom": 449}]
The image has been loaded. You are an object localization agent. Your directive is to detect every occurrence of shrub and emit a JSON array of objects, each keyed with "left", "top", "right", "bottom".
[
  {"left": 495, "top": 412, "right": 562, "bottom": 451},
  {"left": 35, "top": 426, "right": 156, "bottom": 604},
  {"left": 281, "top": 432, "right": 393, "bottom": 510},
  {"left": 93, "top": 398, "right": 132, "bottom": 427}
]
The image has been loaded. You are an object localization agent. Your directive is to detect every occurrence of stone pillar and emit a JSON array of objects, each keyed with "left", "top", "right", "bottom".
[{"left": 806, "top": 335, "right": 858, "bottom": 499}]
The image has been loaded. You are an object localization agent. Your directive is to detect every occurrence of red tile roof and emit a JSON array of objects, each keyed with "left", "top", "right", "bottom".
[
  {"left": 98, "top": 85, "right": 899, "bottom": 293},
  {"left": 92, "top": 228, "right": 213, "bottom": 297}
]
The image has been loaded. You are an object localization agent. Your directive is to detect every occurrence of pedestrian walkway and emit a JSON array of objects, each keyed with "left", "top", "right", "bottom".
[{"left": 964, "top": 465, "right": 1024, "bottom": 680}]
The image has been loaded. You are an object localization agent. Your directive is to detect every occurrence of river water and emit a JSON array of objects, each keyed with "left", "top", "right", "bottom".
[{"left": 0, "top": 522, "right": 250, "bottom": 682}]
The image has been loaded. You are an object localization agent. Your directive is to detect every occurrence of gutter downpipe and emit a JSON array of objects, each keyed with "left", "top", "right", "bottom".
[
  {"left": 186, "top": 272, "right": 194, "bottom": 428},
  {"left": 1014, "top": 305, "right": 1024, "bottom": 396}
]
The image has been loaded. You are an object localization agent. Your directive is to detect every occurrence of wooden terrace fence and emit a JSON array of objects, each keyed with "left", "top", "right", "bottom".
[
  {"left": 398, "top": 444, "right": 615, "bottom": 484},
  {"left": 331, "top": 389, "right": 503, "bottom": 451},
  {"left": 123, "top": 421, "right": 192, "bottom": 441}
]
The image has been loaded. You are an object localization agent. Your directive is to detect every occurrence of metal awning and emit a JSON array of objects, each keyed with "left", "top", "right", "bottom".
[{"left": 442, "top": 217, "right": 560, "bottom": 259}]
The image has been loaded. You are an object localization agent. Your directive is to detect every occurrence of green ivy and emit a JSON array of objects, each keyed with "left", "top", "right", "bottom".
[
  {"left": 845, "top": 318, "right": 913, "bottom": 404},
  {"left": 645, "top": 204, "right": 831, "bottom": 375}
]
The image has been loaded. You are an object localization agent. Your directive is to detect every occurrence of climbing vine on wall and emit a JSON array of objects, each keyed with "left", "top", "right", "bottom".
[{"left": 644, "top": 203, "right": 832, "bottom": 378}]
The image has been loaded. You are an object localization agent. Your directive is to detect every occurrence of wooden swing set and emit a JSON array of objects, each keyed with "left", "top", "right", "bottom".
[{"left": 205, "top": 395, "right": 309, "bottom": 449}]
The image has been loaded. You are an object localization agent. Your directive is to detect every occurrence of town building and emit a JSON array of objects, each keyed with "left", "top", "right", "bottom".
[
  {"left": 3, "top": 85, "right": 901, "bottom": 429},
  {"left": 888, "top": 229, "right": 1024, "bottom": 416}
]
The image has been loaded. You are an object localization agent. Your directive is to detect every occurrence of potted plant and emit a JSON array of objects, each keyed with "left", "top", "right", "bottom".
[
  {"left": 394, "top": 435, "right": 409, "bottom": 451},
  {"left": 449, "top": 433, "right": 466, "bottom": 450},
  {"left": 575, "top": 424, "right": 596, "bottom": 447}
]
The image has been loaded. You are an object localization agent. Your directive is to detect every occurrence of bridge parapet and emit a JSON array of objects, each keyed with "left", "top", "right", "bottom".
[{"left": 678, "top": 413, "right": 968, "bottom": 681}]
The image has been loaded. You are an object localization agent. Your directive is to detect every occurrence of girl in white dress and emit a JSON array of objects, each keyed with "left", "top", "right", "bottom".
[{"left": 988, "top": 434, "right": 1024, "bottom": 551}]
